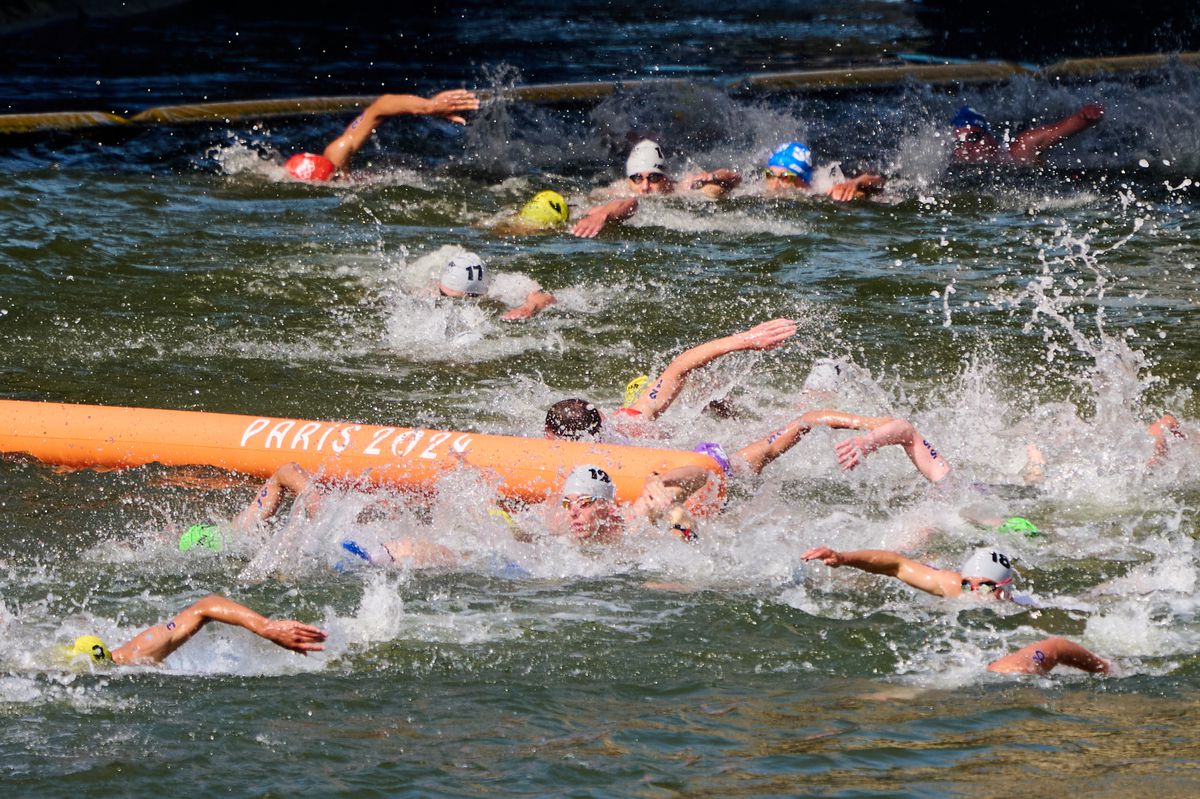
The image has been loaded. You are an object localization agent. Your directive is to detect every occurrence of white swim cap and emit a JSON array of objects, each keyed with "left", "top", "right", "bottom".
[
  {"left": 439, "top": 252, "right": 488, "bottom": 296},
  {"left": 562, "top": 464, "right": 616, "bottom": 501},
  {"left": 960, "top": 548, "right": 1015, "bottom": 584},
  {"left": 626, "top": 140, "right": 666, "bottom": 178},
  {"left": 802, "top": 358, "right": 850, "bottom": 393}
]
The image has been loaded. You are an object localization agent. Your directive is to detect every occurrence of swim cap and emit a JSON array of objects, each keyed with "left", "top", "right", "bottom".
[
  {"left": 950, "top": 106, "right": 990, "bottom": 132},
  {"left": 439, "top": 252, "right": 488, "bottom": 296},
  {"left": 802, "top": 358, "right": 849, "bottom": 393},
  {"left": 72, "top": 635, "right": 111, "bottom": 664},
  {"left": 623, "top": 375, "right": 649, "bottom": 407},
  {"left": 692, "top": 442, "right": 732, "bottom": 475},
  {"left": 562, "top": 465, "right": 616, "bottom": 501},
  {"left": 179, "top": 524, "right": 223, "bottom": 552},
  {"left": 767, "top": 142, "right": 813, "bottom": 183},
  {"left": 284, "top": 152, "right": 335, "bottom": 181},
  {"left": 626, "top": 140, "right": 666, "bottom": 178},
  {"left": 998, "top": 516, "right": 1041, "bottom": 538},
  {"left": 959, "top": 548, "right": 1015, "bottom": 584},
  {"left": 518, "top": 191, "right": 570, "bottom": 227}
]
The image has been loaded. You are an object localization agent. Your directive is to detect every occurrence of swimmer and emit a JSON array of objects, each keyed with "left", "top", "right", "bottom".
[
  {"left": 549, "top": 463, "right": 708, "bottom": 545},
  {"left": 802, "top": 545, "right": 1020, "bottom": 602},
  {"left": 987, "top": 637, "right": 1110, "bottom": 675},
  {"left": 285, "top": 88, "right": 480, "bottom": 181},
  {"left": 70, "top": 594, "right": 327, "bottom": 667},
  {"left": 434, "top": 251, "right": 555, "bottom": 321},
  {"left": 950, "top": 103, "right": 1104, "bottom": 166},
  {"left": 763, "top": 141, "right": 885, "bottom": 202},
  {"left": 544, "top": 318, "right": 798, "bottom": 440},
  {"left": 491, "top": 190, "right": 572, "bottom": 236},
  {"left": 1147, "top": 413, "right": 1186, "bottom": 467},
  {"left": 571, "top": 139, "right": 741, "bottom": 238}
]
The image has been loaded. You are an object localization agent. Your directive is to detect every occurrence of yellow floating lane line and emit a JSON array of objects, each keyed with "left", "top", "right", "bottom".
[
  {"left": 1041, "top": 52, "right": 1200, "bottom": 78},
  {"left": 739, "top": 62, "right": 1030, "bottom": 91},
  {"left": 129, "top": 94, "right": 376, "bottom": 124},
  {"left": 0, "top": 110, "right": 129, "bottom": 133}
]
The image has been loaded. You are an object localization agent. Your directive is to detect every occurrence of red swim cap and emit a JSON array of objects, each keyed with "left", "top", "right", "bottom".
[{"left": 284, "top": 153, "right": 335, "bottom": 181}]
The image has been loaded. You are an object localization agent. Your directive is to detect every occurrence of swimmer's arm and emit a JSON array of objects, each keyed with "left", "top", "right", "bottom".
[
  {"left": 322, "top": 89, "right": 480, "bottom": 170},
  {"left": 802, "top": 547, "right": 957, "bottom": 596},
  {"left": 687, "top": 168, "right": 741, "bottom": 197},
  {"left": 501, "top": 290, "right": 555, "bottom": 321},
  {"left": 988, "top": 637, "right": 1110, "bottom": 675},
  {"left": 571, "top": 197, "right": 638, "bottom": 238},
  {"left": 234, "top": 462, "right": 316, "bottom": 527},
  {"left": 629, "top": 466, "right": 711, "bottom": 521},
  {"left": 110, "top": 595, "right": 327, "bottom": 665},
  {"left": 826, "top": 417, "right": 951, "bottom": 483},
  {"left": 826, "top": 172, "right": 885, "bottom": 202},
  {"left": 1008, "top": 103, "right": 1103, "bottom": 163},
  {"left": 630, "top": 318, "right": 798, "bottom": 419},
  {"left": 733, "top": 415, "right": 813, "bottom": 475}
]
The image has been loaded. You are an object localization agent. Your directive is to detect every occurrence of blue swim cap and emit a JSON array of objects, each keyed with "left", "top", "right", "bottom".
[
  {"left": 951, "top": 105, "right": 989, "bottom": 132},
  {"left": 766, "top": 142, "right": 813, "bottom": 183}
]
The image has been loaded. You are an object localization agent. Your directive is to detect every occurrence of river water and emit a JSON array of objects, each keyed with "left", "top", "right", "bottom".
[{"left": 2, "top": 4, "right": 1199, "bottom": 797}]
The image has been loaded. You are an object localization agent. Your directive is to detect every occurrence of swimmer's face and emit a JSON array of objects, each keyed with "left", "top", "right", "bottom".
[
  {"left": 561, "top": 494, "right": 619, "bottom": 543},
  {"left": 628, "top": 171, "right": 671, "bottom": 195},
  {"left": 960, "top": 576, "right": 1009, "bottom": 600},
  {"left": 952, "top": 126, "right": 1000, "bottom": 163},
  {"left": 437, "top": 284, "right": 483, "bottom": 299},
  {"left": 763, "top": 167, "right": 809, "bottom": 193}
]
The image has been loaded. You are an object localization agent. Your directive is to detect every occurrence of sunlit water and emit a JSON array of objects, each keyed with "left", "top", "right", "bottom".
[{"left": 2, "top": 42, "right": 1200, "bottom": 798}]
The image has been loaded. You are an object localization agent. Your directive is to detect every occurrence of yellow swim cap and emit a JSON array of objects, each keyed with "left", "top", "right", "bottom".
[
  {"left": 72, "top": 635, "right": 112, "bottom": 664},
  {"left": 623, "top": 374, "right": 649, "bottom": 407},
  {"left": 518, "top": 191, "right": 570, "bottom": 227}
]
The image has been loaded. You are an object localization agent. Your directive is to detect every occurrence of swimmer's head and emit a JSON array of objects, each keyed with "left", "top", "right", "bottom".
[
  {"left": 179, "top": 523, "right": 223, "bottom": 552},
  {"left": 561, "top": 464, "right": 617, "bottom": 502},
  {"left": 950, "top": 106, "right": 990, "bottom": 134},
  {"left": 284, "top": 152, "right": 336, "bottom": 182},
  {"left": 545, "top": 398, "right": 603, "bottom": 440},
  {"left": 998, "top": 516, "right": 1041, "bottom": 538},
  {"left": 959, "top": 548, "right": 1016, "bottom": 596},
  {"left": 71, "top": 635, "right": 112, "bottom": 664},
  {"left": 802, "top": 358, "right": 850, "bottom": 394},
  {"left": 626, "top": 140, "right": 670, "bottom": 194},
  {"left": 692, "top": 442, "right": 732, "bottom": 475},
  {"left": 439, "top": 252, "right": 488, "bottom": 297},
  {"left": 518, "top": 191, "right": 570, "bottom": 228},
  {"left": 765, "top": 141, "right": 813, "bottom": 187},
  {"left": 561, "top": 465, "right": 620, "bottom": 543}
]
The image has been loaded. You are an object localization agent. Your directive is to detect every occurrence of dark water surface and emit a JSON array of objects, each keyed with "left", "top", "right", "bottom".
[{"left": 2, "top": 4, "right": 1200, "bottom": 797}]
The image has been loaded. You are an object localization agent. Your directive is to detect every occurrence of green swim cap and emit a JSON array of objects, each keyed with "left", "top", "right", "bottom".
[
  {"left": 998, "top": 516, "right": 1041, "bottom": 538},
  {"left": 179, "top": 524, "right": 223, "bottom": 552}
]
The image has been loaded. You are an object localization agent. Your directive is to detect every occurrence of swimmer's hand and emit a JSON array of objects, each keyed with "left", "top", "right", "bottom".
[
  {"left": 802, "top": 546, "right": 844, "bottom": 567},
  {"left": 734, "top": 318, "right": 798, "bottom": 351},
  {"left": 501, "top": 290, "right": 555, "bottom": 322},
  {"left": 262, "top": 620, "right": 328, "bottom": 656},
  {"left": 1078, "top": 102, "right": 1104, "bottom": 124},
  {"left": 835, "top": 435, "right": 877, "bottom": 471},
  {"left": 826, "top": 173, "right": 885, "bottom": 203},
  {"left": 423, "top": 89, "right": 480, "bottom": 125},
  {"left": 571, "top": 208, "right": 609, "bottom": 238}
]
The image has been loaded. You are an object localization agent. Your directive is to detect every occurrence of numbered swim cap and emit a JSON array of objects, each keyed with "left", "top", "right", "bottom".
[
  {"left": 562, "top": 465, "right": 617, "bottom": 501},
  {"left": 518, "top": 191, "right": 570, "bottom": 227},
  {"left": 960, "top": 548, "right": 1015, "bottom": 584},
  {"left": 998, "top": 516, "right": 1041, "bottom": 538},
  {"left": 950, "top": 106, "right": 990, "bottom": 132},
  {"left": 439, "top": 252, "right": 488, "bottom": 296},
  {"left": 626, "top": 140, "right": 666, "bottom": 178},
  {"left": 179, "top": 523, "right": 223, "bottom": 552},
  {"left": 284, "top": 152, "right": 336, "bottom": 181},
  {"left": 767, "top": 142, "right": 813, "bottom": 183},
  {"left": 72, "top": 635, "right": 112, "bottom": 664}
]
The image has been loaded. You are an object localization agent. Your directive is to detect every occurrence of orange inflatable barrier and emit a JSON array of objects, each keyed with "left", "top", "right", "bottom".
[{"left": 0, "top": 400, "right": 724, "bottom": 509}]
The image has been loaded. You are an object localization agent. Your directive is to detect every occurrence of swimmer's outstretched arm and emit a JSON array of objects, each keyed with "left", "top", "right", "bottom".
[
  {"left": 987, "top": 637, "right": 1110, "bottom": 675},
  {"left": 501, "top": 289, "right": 556, "bottom": 321},
  {"left": 802, "top": 411, "right": 950, "bottom": 483},
  {"left": 627, "top": 465, "right": 712, "bottom": 522},
  {"left": 110, "top": 595, "right": 328, "bottom": 666},
  {"left": 826, "top": 172, "right": 885, "bottom": 202},
  {"left": 235, "top": 462, "right": 316, "bottom": 527},
  {"left": 1008, "top": 103, "right": 1103, "bottom": 163},
  {"left": 733, "top": 416, "right": 813, "bottom": 475},
  {"left": 686, "top": 168, "right": 741, "bottom": 197},
  {"left": 630, "top": 319, "right": 798, "bottom": 420},
  {"left": 802, "top": 546, "right": 961, "bottom": 597},
  {"left": 321, "top": 89, "right": 480, "bottom": 171},
  {"left": 571, "top": 197, "right": 638, "bottom": 238}
]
